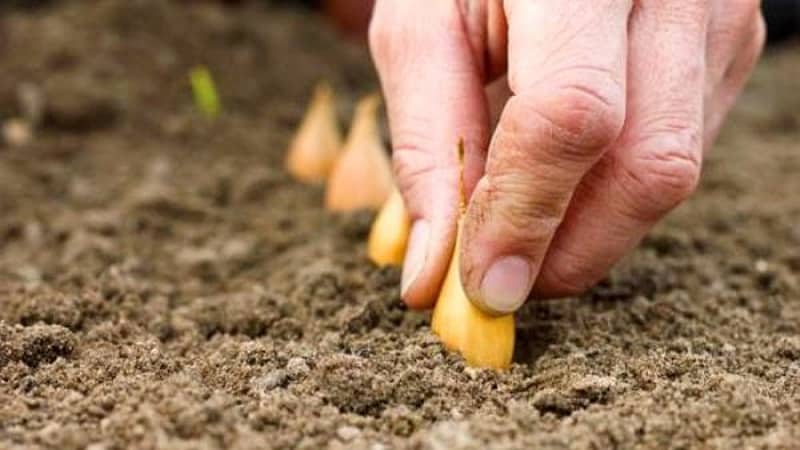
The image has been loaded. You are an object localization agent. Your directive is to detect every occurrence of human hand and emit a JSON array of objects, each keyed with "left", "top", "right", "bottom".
[{"left": 369, "top": 0, "right": 765, "bottom": 314}]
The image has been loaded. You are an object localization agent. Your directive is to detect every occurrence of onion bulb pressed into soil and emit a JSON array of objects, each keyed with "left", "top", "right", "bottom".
[
  {"left": 325, "top": 93, "right": 393, "bottom": 211},
  {"left": 286, "top": 81, "right": 343, "bottom": 184},
  {"left": 431, "top": 142, "right": 515, "bottom": 370},
  {"left": 367, "top": 186, "right": 410, "bottom": 267}
]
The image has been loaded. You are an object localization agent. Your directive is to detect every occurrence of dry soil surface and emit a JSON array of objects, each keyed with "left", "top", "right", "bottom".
[{"left": 1, "top": 1, "right": 800, "bottom": 449}]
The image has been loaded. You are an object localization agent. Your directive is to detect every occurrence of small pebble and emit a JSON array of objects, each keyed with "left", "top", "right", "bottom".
[
  {"left": 254, "top": 370, "right": 287, "bottom": 392},
  {"left": 86, "top": 443, "right": 110, "bottom": 450},
  {"left": 221, "top": 239, "right": 254, "bottom": 260},
  {"left": 175, "top": 247, "right": 217, "bottom": 268},
  {"left": 463, "top": 367, "right": 481, "bottom": 380},
  {"left": 336, "top": 425, "right": 361, "bottom": 442},
  {"left": 722, "top": 343, "right": 736, "bottom": 353},
  {"left": 286, "top": 357, "right": 310, "bottom": 378},
  {"left": 2, "top": 119, "right": 33, "bottom": 147}
]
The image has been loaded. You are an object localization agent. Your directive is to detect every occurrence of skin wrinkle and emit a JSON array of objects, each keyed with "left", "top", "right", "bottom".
[
  {"left": 637, "top": 146, "right": 703, "bottom": 173},
  {"left": 393, "top": 150, "right": 456, "bottom": 186},
  {"left": 492, "top": 107, "right": 600, "bottom": 189},
  {"left": 390, "top": 107, "right": 467, "bottom": 168},
  {"left": 491, "top": 103, "right": 595, "bottom": 174},
  {"left": 393, "top": 158, "right": 457, "bottom": 211},
  {"left": 544, "top": 82, "right": 625, "bottom": 148},
  {"left": 634, "top": 111, "right": 699, "bottom": 138},
  {"left": 577, "top": 154, "right": 658, "bottom": 227},
  {"left": 615, "top": 156, "right": 698, "bottom": 222},
  {"left": 465, "top": 186, "right": 558, "bottom": 270},
  {"left": 496, "top": 89, "right": 623, "bottom": 167},
  {"left": 487, "top": 173, "right": 573, "bottom": 230}
]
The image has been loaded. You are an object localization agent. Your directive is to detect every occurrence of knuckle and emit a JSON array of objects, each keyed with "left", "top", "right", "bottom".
[
  {"left": 552, "top": 80, "right": 626, "bottom": 149},
  {"left": 618, "top": 131, "right": 702, "bottom": 219},
  {"left": 643, "top": 153, "right": 700, "bottom": 204},
  {"left": 537, "top": 243, "right": 600, "bottom": 297},
  {"left": 631, "top": 153, "right": 700, "bottom": 208},
  {"left": 510, "top": 74, "right": 625, "bottom": 161}
]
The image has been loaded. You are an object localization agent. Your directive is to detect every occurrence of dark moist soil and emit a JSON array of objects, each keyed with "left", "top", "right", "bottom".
[{"left": 1, "top": 2, "right": 800, "bottom": 449}]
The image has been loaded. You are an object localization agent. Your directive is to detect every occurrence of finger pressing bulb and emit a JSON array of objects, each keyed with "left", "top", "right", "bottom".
[
  {"left": 431, "top": 218, "right": 515, "bottom": 369},
  {"left": 430, "top": 141, "right": 514, "bottom": 370}
]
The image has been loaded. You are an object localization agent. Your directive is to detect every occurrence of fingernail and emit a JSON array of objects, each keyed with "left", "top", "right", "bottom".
[
  {"left": 479, "top": 256, "right": 532, "bottom": 314},
  {"left": 401, "top": 220, "right": 430, "bottom": 297}
]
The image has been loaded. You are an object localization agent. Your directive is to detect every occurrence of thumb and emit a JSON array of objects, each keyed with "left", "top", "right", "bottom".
[{"left": 369, "top": 0, "right": 489, "bottom": 309}]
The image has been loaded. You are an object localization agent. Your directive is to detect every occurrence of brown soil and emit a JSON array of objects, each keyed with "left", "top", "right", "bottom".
[{"left": 1, "top": 2, "right": 799, "bottom": 449}]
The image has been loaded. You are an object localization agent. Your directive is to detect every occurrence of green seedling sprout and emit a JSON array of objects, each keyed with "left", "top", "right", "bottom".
[{"left": 189, "top": 66, "right": 220, "bottom": 119}]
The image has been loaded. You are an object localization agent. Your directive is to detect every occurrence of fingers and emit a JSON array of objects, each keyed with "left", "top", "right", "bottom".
[
  {"left": 369, "top": 0, "right": 490, "bottom": 309},
  {"left": 705, "top": 5, "right": 766, "bottom": 147},
  {"left": 459, "top": 0, "right": 633, "bottom": 314},
  {"left": 705, "top": 0, "right": 763, "bottom": 95},
  {"left": 533, "top": 0, "right": 711, "bottom": 297}
]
